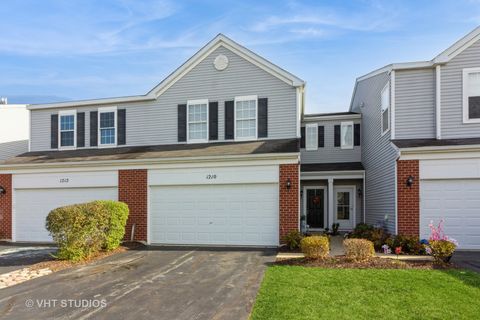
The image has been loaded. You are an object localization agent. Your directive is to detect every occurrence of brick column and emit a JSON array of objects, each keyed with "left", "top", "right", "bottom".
[
  {"left": 397, "top": 160, "right": 420, "bottom": 236},
  {"left": 279, "top": 163, "right": 299, "bottom": 242},
  {"left": 119, "top": 170, "right": 148, "bottom": 242},
  {"left": 0, "top": 174, "right": 12, "bottom": 240}
]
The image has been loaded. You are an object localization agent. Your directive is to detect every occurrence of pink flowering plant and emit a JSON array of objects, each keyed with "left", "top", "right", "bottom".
[{"left": 427, "top": 219, "right": 458, "bottom": 263}]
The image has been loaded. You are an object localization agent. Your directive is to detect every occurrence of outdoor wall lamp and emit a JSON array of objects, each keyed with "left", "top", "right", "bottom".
[
  {"left": 286, "top": 178, "right": 292, "bottom": 190},
  {"left": 406, "top": 175, "right": 415, "bottom": 187},
  {"left": 357, "top": 187, "right": 363, "bottom": 198},
  {"left": 0, "top": 186, "right": 5, "bottom": 196}
]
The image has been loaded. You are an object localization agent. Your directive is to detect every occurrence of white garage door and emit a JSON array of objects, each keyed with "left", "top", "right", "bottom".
[
  {"left": 150, "top": 184, "right": 279, "bottom": 246},
  {"left": 420, "top": 180, "right": 480, "bottom": 250},
  {"left": 15, "top": 187, "right": 118, "bottom": 242}
]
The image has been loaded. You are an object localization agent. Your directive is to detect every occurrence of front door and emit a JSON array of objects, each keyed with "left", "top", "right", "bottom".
[
  {"left": 305, "top": 188, "right": 325, "bottom": 229},
  {"left": 334, "top": 187, "right": 355, "bottom": 230}
]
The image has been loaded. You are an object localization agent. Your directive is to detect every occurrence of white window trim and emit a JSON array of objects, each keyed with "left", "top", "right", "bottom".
[
  {"left": 381, "top": 82, "right": 391, "bottom": 136},
  {"left": 234, "top": 95, "right": 258, "bottom": 141},
  {"left": 186, "top": 99, "right": 209, "bottom": 143},
  {"left": 98, "top": 106, "right": 117, "bottom": 148},
  {"left": 462, "top": 67, "right": 480, "bottom": 124},
  {"left": 305, "top": 123, "right": 318, "bottom": 151},
  {"left": 340, "top": 121, "right": 354, "bottom": 150},
  {"left": 58, "top": 109, "right": 77, "bottom": 150}
]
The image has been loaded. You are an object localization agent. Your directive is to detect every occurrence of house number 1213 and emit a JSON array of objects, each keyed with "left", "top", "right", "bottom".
[{"left": 206, "top": 174, "right": 217, "bottom": 180}]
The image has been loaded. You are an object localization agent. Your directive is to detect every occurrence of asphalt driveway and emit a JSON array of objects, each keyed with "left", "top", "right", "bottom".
[
  {"left": 452, "top": 251, "right": 480, "bottom": 273},
  {"left": 0, "top": 247, "right": 275, "bottom": 320},
  {"left": 0, "top": 244, "right": 56, "bottom": 274}
]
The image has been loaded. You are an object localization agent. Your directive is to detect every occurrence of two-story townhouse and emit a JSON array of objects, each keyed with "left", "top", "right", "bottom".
[
  {"left": 351, "top": 26, "right": 480, "bottom": 249},
  {"left": 0, "top": 35, "right": 304, "bottom": 246},
  {"left": 0, "top": 103, "right": 29, "bottom": 162},
  {"left": 299, "top": 112, "right": 364, "bottom": 233}
]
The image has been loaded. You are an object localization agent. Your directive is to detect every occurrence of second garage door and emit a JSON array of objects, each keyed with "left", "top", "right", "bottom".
[
  {"left": 15, "top": 187, "right": 118, "bottom": 242},
  {"left": 420, "top": 179, "right": 480, "bottom": 250},
  {"left": 150, "top": 184, "right": 279, "bottom": 246}
]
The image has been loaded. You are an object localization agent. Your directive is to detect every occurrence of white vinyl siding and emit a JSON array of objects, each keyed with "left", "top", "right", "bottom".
[
  {"left": 98, "top": 107, "right": 117, "bottom": 147},
  {"left": 29, "top": 46, "right": 297, "bottom": 151},
  {"left": 187, "top": 99, "right": 208, "bottom": 142},
  {"left": 305, "top": 123, "right": 318, "bottom": 151},
  {"left": 59, "top": 110, "right": 76, "bottom": 149},
  {"left": 381, "top": 82, "right": 390, "bottom": 135},
  {"left": 341, "top": 121, "right": 353, "bottom": 149},
  {"left": 235, "top": 96, "right": 257, "bottom": 140}
]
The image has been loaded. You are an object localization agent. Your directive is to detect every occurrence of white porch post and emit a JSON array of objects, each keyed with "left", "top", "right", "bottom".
[{"left": 328, "top": 178, "right": 334, "bottom": 229}]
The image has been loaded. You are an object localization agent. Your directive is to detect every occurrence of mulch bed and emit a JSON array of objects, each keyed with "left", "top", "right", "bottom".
[
  {"left": 30, "top": 242, "right": 145, "bottom": 272},
  {"left": 275, "top": 256, "right": 455, "bottom": 270}
]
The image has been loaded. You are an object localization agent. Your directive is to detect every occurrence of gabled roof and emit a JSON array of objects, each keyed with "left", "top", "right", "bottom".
[
  {"left": 28, "top": 34, "right": 304, "bottom": 111},
  {"left": 349, "top": 26, "right": 480, "bottom": 110}
]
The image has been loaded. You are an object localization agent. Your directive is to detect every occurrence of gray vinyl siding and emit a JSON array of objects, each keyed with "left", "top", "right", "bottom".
[
  {"left": 30, "top": 46, "right": 297, "bottom": 151},
  {"left": 351, "top": 72, "right": 398, "bottom": 233},
  {"left": 0, "top": 140, "right": 29, "bottom": 162},
  {"left": 395, "top": 68, "right": 436, "bottom": 139},
  {"left": 300, "top": 118, "right": 361, "bottom": 164},
  {"left": 441, "top": 38, "right": 480, "bottom": 138}
]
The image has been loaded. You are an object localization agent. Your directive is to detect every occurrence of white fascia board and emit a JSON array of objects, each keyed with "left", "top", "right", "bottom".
[
  {"left": 0, "top": 152, "right": 300, "bottom": 173},
  {"left": 398, "top": 145, "right": 480, "bottom": 160},
  {"left": 27, "top": 95, "right": 154, "bottom": 110},
  {"left": 303, "top": 114, "right": 361, "bottom": 122},
  {"left": 433, "top": 26, "right": 480, "bottom": 63}
]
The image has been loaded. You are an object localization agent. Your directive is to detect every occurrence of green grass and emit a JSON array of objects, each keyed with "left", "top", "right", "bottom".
[{"left": 251, "top": 266, "right": 480, "bottom": 320}]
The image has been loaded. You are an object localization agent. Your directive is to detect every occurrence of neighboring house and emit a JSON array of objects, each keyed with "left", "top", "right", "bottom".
[
  {"left": 0, "top": 103, "right": 29, "bottom": 162},
  {"left": 350, "top": 26, "right": 480, "bottom": 250},
  {"left": 0, "top": 35, "right": 304, "bottom": 244}
]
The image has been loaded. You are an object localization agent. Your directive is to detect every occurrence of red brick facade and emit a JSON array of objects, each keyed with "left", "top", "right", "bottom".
[
  {"left": 397, "top": 160, "right": 420, "bottom": 236},
  {"left": 0, "top": 174, "right": 12, "bottom": 240},
  {"left": 279, "top": 163, "right": 299, "bottom": 242},
  {"left": 119, "top": 170, "right": 148, "bottom": 242}
]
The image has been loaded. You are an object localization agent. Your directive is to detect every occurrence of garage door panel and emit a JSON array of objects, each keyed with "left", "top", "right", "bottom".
[
  {"left": 421, "top": 180, "right": 480, "bottom": 250},
  {"left": 15, "top": 187, "right": 117, "bottom": 242},
  {"left": 150, "top": 184, "right": 279, "bottom": 246}
]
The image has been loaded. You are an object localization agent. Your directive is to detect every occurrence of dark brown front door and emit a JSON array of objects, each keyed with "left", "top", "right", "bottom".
[{"left": 306, "top": 188, "right": 324, "bottom": 229}]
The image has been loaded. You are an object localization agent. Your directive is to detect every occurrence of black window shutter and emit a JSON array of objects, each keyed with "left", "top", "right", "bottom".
[
  {"left": 90, "top": 111, "right": 98, "bottom": 147},
  {"left": 300, "top": 127, "right": 305, "bottom": 148},
  {"left": 77, "top": 112, "right": 85, "bottom": 148},
  {"left": 51, "top": 114, "right": 58, "bottom": 149},
  {"left": 318, "top": 126, "right": 324, "bottom": 148},
  {"left": 354, "top": 123, "right": 361, "bottom": 146},
  {"left": 209, "top": 102, "right": 218, "bottom": 141},
  {"left": 118, "top": 109, "right": 126, "bottom": 145},
  {"left": 469, "top": 96, "right": 480, "bottom": 119},
  {"left": 334, "top": 125, "right": 341, "bottom": 147},
  {"left": 225, "top": 100, "right": 234, "bottom": 140},
  {"left": 178, "top": 104, "right": 187, "bottom": 142},
  {"left": 258, "top": 98, "right": 268, "bottom": 138}
]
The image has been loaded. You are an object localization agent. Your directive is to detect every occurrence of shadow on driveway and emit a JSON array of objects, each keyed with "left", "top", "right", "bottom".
[
  {"left": 0, "top": 243, "right": 57, "bottom": 274},
  {"left": 452, "top": 251, "right": 480, "bottom": 273}
]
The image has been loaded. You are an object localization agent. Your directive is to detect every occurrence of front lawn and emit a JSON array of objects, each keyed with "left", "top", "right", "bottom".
[{"left": 251, "top": 266, "right": 480, "bottom": 320}]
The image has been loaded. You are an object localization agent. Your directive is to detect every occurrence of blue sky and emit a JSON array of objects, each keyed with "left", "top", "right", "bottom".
[{"left": 1, "top": 0, "right": 480, "bottom": 113}]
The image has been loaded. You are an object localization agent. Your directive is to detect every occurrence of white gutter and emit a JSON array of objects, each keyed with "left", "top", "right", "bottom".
[{"left": 27, "top": 95, "right": 156, "bottom": 110}]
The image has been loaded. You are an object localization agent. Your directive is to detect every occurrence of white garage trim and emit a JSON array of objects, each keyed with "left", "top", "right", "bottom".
[{"left": 420, "top": 158, "right": 480, "bottom": 180}]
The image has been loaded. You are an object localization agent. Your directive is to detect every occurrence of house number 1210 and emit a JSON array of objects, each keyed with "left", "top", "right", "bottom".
[{"left": 206, "top": 174, "right": 217, "bottom": 180}]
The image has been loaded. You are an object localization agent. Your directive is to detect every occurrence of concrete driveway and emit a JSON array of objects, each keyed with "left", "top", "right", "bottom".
[
  {"left": 452, "top": 251, "right": 480, "bottom": 273},
  {"left": 0, "top": 247, "right": 275, "bottom": 320}
]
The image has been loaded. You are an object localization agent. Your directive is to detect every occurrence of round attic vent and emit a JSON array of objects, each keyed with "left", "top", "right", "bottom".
[{"left": 213, "top": 54, "right": 229, "bottom": 71}]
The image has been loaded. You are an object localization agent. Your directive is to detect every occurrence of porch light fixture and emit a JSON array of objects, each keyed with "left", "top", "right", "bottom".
[
  {"left": 406, "top": 175, "right": 415, "bottom": 187},
  {"left": 286, "top": 178, "right": 292, "bottom": 190},
  {"left": 357, "top": 187, "right": 363, "bottom": 198},
  {"left": 0, "top": 186, "right": 5, "bottom": 196}
]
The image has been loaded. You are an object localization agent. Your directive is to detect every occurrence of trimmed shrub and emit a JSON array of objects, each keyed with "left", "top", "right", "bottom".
[
  {"left": 349, "top": 223, "right": 389, "bottom": 251},
  {"left": 46, "top": 200, "right": 129, "bottom": 261},
  {"left": 385, "top": 235, "right": 425, "bottom": 255},
  {"left": 283, "top": 230, "right": 303, "bottom": 250},
  {"left": 344, "top": 238, "right": 375, "bottom": 261},
  {"left": 300, "top": 236, "right": 329, "bottom": 259},
  {"left": 430, "top": 240, "right": 456, "bottom": 263}
]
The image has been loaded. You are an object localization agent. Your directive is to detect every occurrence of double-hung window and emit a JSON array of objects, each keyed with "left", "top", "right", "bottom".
[
  {"left": 341, "top": 121, "right": 353, "bottom": 149},
  {"left": 235, "top": 95, "right": 257, "bottom": 140},
  {"left": 187, "top": 99, "right": 208, "bottom": 142},
  {"left": 59, "top": 110, "right": 76, "bottom": 149},
  {"left": 305, "top": 123, "right": 318, "bottom": 151},
  {"left": 381, "top": 82, "right": 390, "bottom": 134},
  {"left": 98, "top": 107, "right": 117, "bottom": 147},
  {"left": 463, "top": 67, "right": 480, "bottom": 123}
]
